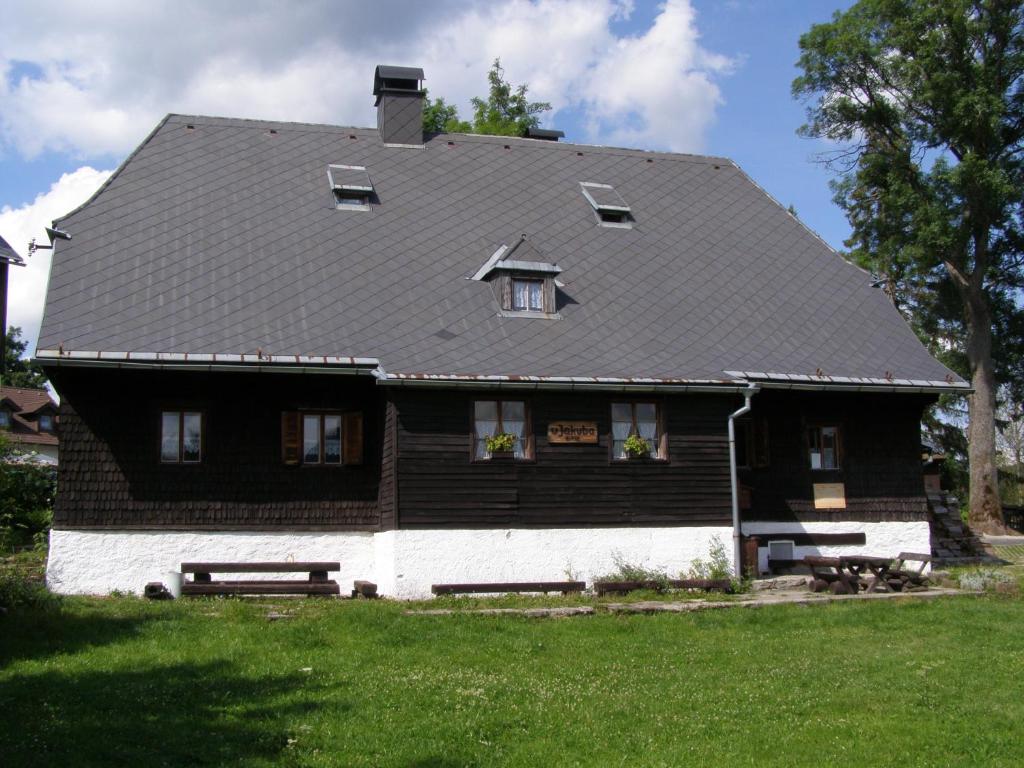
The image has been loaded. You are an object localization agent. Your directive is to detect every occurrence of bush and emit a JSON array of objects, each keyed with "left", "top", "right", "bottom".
[
  {"left": 594, "top": 551, "right": 671, "bottom": 590},
  {"left": 0, "top": 567, "right": 56, "bottom": 612},
  {"left": 0, "top": 435, "right": 56, "bottom": 552},
  {"left": 958, "top": 567, "right": 1015, "bottom": 592},
  {"left": 686, "top": 536, "right": 733, "bottom": 581}
]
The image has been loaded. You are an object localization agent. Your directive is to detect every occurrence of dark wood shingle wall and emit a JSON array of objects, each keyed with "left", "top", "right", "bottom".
[{"left": 51, "top": 368, "right": 382, "bottom": 529}]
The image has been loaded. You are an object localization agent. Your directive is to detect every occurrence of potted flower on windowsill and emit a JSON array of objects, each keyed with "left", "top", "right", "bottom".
[
  {"left": 485, "top": 432, "right": 517, "bottom": 460},
  {"left": 623, "top": 433, "right": 652, "bottom": 460}
]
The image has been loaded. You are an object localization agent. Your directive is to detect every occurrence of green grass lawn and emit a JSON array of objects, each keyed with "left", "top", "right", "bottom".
[{"left": 2, "top": 592, "right": 1024, "bottom": 768}]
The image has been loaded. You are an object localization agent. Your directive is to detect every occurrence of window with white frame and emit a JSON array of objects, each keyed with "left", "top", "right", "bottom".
[
  {"left": 161, "top": 411, "right": 203, "bottom": 463},
  {"left": 611, "top": 402, "right": 662, "bottom": 460},
  {"left": 808, "top": 424, "right": 841, "bottom": 470},
  {"left": 302, "top": 413, "right": 343, "bottom": 465},
  {"left": 473, "top": 400, "right": 530, "bottom": 460},
  {"left": 511, "top": 278, "right": 544, "bottom": 312}
]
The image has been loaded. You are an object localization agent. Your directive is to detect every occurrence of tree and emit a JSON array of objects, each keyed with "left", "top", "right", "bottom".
[
  {"left": 3, "top": 327, "right": 47, "bottom": 389},
  {"left": 422, "top": 91, "right": 471, "bottom": 134},
  {"left": 421, "top": 59, "right": 552, "bottom": 138},
  {"left": 793, "top": 0, "right": 1024, "bottom": 534}
]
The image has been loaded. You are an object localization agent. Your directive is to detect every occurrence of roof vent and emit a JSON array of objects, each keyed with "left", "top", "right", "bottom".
[
  {"left": 373, "top": 65, "right": 426, "bottom": 146},
  {"left": 327, "top": 165, "right": 373, "bottom": 211},
  {"left": 580, "top": 182, "right": 634, "bottom": 228},
  {"left": 524, "top": 127, "right": 564, "bottom": 141}
]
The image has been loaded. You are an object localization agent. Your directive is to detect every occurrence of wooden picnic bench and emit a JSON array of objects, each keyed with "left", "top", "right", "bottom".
[
  {"left": 804, "top": 556, "right": 862, "bottom": 594},
  {"left": 839, "top": 555, "right": 896, "bottom": 593},
  {"left": 888, "top": 552, "right": 932, "bottom": 592},
  {"left": 431, "top": 581, "right": 585, "bottom": 596},
  {"left": 180, "top": 562, "right": 341, "bottom": 596}
]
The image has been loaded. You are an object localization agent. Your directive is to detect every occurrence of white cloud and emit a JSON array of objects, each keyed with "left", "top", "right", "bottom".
[
  {"left": 0, "top": 168, "right": 112, "bottom": 355},
  {"left": 0, "top": 0, "right": 732, "bottom": 158}
]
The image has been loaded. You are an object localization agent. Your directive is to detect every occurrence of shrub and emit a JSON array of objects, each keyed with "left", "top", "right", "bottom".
[
  {"left": 0, "top": 567, "right": 57, "bottom": 612},
  {"left": 958, "top": 567, "right": 1015, "bottom": 592},
  {"left": 686, "top": 535, "right": 733, "bottom": 581},
  {"left": 594, "top": 551, "right": 671, "bottom": 590},
  {"left": 0, "top": 434, "right": 56, "bottom": 552}
]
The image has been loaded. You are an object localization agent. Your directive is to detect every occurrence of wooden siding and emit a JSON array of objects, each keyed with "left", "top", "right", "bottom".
[
  {"left": 378, "top": 399, "right": 398, "bottom": 530},
  {"left": 739, "top": 390, "right": 933, "bottom": 522},
  {"left": 393, "top": 390, "right": 736, "bottom": 528},
  {"left": 50, "top": 368, "right": 383, "bottom": 529}
]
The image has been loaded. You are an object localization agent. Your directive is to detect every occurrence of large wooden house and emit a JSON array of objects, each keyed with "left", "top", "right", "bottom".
[{"left": 38, "top": 66, "right": 965, "bottom": 597}]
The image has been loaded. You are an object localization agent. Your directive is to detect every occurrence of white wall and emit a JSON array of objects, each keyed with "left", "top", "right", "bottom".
[
  {"left": 741, "top": 520, "right": 931, "bottom": 575},
  {"left": 47, "top": 521, "right": 931, "bottom": 598},
  {"left": 46, "top": 529, "right": 375, "bottom": 596}
]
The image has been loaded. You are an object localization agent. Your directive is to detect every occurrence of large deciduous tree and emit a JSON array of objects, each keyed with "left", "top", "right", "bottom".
[
  {"left": 793, "top": 0, "right": 1024, "bottom": 533},
  {"left": 3, "top": 327, "right": 48, "bottom": 389}
]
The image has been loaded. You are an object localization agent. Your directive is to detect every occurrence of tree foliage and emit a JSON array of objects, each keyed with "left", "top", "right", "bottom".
[
  {"left": 0, "top": 434, "right": 55, "bottom": 551},
  {"left": 794, "top": 0, "right": 1024, "bottom": 532},
  {"left": 421, "top": 58, "right": 551, "bottom": 137},
  {"left": 3, "top": 327, "right": 47, "bottom": 389}
]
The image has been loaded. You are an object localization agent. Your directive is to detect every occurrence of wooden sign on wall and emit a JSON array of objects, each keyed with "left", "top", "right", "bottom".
[{"left": 548, "top": 421, "right": 599, "bottom": 444}]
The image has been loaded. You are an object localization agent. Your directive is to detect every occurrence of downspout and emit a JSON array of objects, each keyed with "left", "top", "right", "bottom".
[{"left": 729, "top": 384, "right": 760, "bottom": 577}]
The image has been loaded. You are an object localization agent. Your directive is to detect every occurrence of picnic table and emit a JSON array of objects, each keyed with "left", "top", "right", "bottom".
[
  {"left": 804, "top": 556, "right": 862, "bottom": 595},
  {"left": 839, "top": 555, "right": 895, "bottom": 593}
]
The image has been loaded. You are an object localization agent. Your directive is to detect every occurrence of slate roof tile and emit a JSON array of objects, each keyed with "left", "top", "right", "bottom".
[{"left": 37, "top": 114, "right": 959, "bottom": 384}]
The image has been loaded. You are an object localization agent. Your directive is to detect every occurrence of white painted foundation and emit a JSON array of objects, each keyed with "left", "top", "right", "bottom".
[
  {"left": 47, "top": 520, "right": 931, "bottom": 599},
  {"left": 741, "top": 521, "right": 932, "bottom": 575}
]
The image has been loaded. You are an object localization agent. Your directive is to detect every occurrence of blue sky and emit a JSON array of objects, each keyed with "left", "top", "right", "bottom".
[{"left": 0, "top": 0, "right": 854, "bottom": 353}]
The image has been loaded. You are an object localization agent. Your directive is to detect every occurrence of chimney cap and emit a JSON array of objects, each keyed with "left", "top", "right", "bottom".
[
  {"left": 373, "top": 65, "right": 425, "bottom": 96},
  {"left": 524, "top": 127, "right": 565, "bottom": 141}
]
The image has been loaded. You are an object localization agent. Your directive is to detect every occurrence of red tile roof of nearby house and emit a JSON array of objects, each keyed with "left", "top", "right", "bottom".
[{"left": 0, "top": 386, "right": 59, "bottom": 447}]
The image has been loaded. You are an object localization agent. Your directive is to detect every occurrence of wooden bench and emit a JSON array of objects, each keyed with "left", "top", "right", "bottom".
[
  {"left": 431, "top": 581, "right": 585, "bottom": 596},
  {"left": 180, "top": 562, "right": 341, "bottom": 596},
  {"left": 803, "top": 556, "right": 862, "bottom": 594},
  {"left": 593, "top": 579, "right": 733, "bottom": 596},
  {"left": 888, "top": 552, "right": 932, "bottom": 591}
]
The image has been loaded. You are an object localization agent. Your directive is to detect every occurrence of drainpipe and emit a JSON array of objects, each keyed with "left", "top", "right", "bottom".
[{"left": 728, "top": 384, "right": 760, "bottom": 577}]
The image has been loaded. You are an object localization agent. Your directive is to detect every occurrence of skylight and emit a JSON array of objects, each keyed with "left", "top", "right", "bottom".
[
  {"left": 580, "top": 182, "right": 634, "bottom": 228},
  {"left": 327, "top": 165, "right": 373, "bottom": 211}
]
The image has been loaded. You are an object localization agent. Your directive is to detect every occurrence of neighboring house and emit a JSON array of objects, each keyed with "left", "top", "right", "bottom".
[
  {"left": 0, "top": 386, "right": 59, "bottom": 465},
  {"left": 37, "top": 66, "right": 966, "bottom": 597}
]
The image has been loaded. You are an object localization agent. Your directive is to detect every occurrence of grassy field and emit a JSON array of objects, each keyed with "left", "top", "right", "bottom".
[{"left": 2, "top": 589, "right": 1024, "bottom": 768}]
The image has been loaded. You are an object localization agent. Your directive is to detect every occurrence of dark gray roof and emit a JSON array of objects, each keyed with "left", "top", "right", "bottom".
[
  {"left": 36, "top": 113, "right": 962, "bottom": 387},
  {"left": 0, "top": 234, "right": 24, "bottom": 266}
]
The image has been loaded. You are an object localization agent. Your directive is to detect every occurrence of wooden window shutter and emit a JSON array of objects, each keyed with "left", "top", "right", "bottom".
[
  {"left": 343, "top": 411, "right": 363, "bottom": 465},
  {"left": 753, "top": 415, "right": 770, "bottom": 468},
  {"left": 281, "top": 411, "right": 301, "bottom": 465},
  {"left": 543, "top": 278, "right": 556, "bottom": 314},
  {"left": 500, "top": 275, "right": 512, "bottom": 311}
]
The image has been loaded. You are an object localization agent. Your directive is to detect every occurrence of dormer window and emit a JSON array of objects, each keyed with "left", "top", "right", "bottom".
[
  {"left": 0, "top": 410, "right": 9, "bottom": 429},
  {"left": 327, "top": 164, "right": 373, "bottom": 211},
  {"left": 470, "top": 235, "right": 563, "bottom": 319},
  {"left": 38, "top": 413, "right": 54, "bottom": 433},
  {"left": 580, "top": 181, "right": 634, "bottom": 228}
]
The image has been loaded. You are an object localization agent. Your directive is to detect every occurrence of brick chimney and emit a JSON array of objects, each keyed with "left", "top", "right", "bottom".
[{"left": 373, "top": 65, "right": 425, "bottom": 146}]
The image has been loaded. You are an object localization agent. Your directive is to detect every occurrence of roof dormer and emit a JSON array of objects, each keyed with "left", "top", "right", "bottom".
[
  {"left": 327, "top": 165, "right": 373, "bottom": 211},
  {"left": 471, "top": 235, "right": 561, "bottom": 318}
]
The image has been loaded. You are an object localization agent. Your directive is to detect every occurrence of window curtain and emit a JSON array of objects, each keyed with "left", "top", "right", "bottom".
[
  {"left": 474, "top": 401, "right": 498, "bottom": 459},
  {"left": 303, "top": 415, "right": 320, "bottom": 463},
  {"left": 161, "top": 412, "right": 180, "bottom": 462},
  {"left": 611, "top": 403, "right": 632, "bottom": 459},
  {"left": 182, "top": 412, "right": 202, "bottom": 462},
  {"left": 513, "top": 280, "right": 530, "bottom": 311},
  {"left": 502, "top": 401, "right": 526, "bottom": 458},
  {"left": 636, "top": 403, "right": 658, "bottom": 458},
  {"left": 324, "top": 415, "right": 342, "bottom": 464}
]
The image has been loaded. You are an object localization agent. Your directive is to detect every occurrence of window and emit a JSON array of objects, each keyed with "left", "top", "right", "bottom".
[
  {"left": 161, "top": 411, "right": 202, "bottom": 463},
  {"left": 512, "top": 278, "right": 544, "bottom": 312},
  {"left": 38, "top": 413, "right": 54, "bottom": 432},
  {"left": 327, "top": 164, "right": 373, "bottom": 211},
  {"left": 611, "top": 402, "right": 663, "bottom": 460},
  {"left": 0, "top": 410, "right": 9, "bottom": 429},
  {"left": 473, "top": 400, "right": 531, "bottom": 460},
  {"left": 580, "top": 181, "right": 635, "bottom": 228},
  {"left": 281, "top": 411, "right": 362, "bottom": 466},
  {"left": 735, "top": 416, "right": 769, "bottom": 469},
  {"left": 808, "top": 425, "right": 841, "bottom": 470},
  {"left": 735, "top": 419, "right": 751, "bottom": 468}
]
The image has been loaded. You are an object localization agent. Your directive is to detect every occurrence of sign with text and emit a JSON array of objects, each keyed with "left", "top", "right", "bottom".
[{"left": 547, "top": 421, "right": 599, "bottom": 444}]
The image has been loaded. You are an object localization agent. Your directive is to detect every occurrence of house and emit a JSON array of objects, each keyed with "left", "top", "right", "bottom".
[
  {"left": 37, "top": 66, "right": 966, "bottom": 597},
  {"left": 0, "top": 386, "right": 60, "bottom": 465}
]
